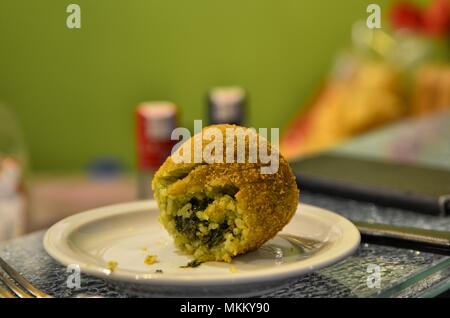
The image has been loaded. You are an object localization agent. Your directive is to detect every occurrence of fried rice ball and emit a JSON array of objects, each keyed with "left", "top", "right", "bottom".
[{"left": 152, "top": 124, "right": 299, "bottom": 263}]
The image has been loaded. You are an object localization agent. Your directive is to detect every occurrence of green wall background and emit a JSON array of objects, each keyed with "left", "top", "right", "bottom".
[{"left": 0, "top": 0, "right": 389, "bottom": 172}]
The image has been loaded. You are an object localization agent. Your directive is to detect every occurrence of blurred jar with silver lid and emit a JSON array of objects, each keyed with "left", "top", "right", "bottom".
[
  {"left": 208, "top": 86, "right": 246, "bottom": 126},
  {"left": 0, "top": 103, "right": 27, "bottom": 242}
]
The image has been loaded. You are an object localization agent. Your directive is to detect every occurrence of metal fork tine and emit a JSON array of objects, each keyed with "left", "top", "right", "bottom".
[
  {"left": 0, "top": 270, "right": 33, "bottom": 298},
  {"left": 0, "top": 286, "right": 17, "bottom": 298},
  {"left": 0, "top": 257, "right": 51, "bottom": 298}
]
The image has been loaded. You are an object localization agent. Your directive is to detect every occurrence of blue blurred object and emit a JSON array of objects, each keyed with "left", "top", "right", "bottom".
[{"left": 87, "top": 157, "right": 124, "bottom": 180}]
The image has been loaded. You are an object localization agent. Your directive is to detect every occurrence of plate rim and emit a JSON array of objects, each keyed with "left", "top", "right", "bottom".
[{"left": 43, "top": 200, "right": 360, "bottom": 286}]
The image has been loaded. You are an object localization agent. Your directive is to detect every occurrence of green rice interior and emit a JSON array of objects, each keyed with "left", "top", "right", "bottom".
[{"left": 155, "top": 175, "right": 248, "bottom": 262}]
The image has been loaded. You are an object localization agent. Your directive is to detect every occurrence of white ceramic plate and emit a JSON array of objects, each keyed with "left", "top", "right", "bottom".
[{"left": 44, "top": 200, "right": 360, "bottom": 297}]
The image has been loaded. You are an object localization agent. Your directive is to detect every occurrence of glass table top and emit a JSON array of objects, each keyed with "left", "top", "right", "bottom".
[{"left": 1, "top": 191, "right": 449, "bottom": 298}]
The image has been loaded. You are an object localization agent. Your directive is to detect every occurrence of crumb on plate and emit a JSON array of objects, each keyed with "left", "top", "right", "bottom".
[
  {"left": 144, "top": 255, "right": 158, "bottom": 265},
  {"left": 107, "top": 261, "right": 118, "bottom": 272},
  {"left": 229, "top": 265, "right": 238, "bottom": 273},
  {"left": 180, "top": 259, "right": 203, "bottom": 268}
]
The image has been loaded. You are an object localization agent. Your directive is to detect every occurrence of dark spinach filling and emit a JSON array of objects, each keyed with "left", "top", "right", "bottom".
[
  {"left": 174, "top": 197, "right": 231, "bottom": 248},
  {"left": 175, "top": 215, "right": 199, "bottom": 241},
  {"left": 180, "top": 259, "right": 203, "bottom": 268},
  {"left": 206, "top": 222, "right": 229, "bottom": 248},
  {"left": 189, "top": 197, "right": 213, "bottom": 212}
]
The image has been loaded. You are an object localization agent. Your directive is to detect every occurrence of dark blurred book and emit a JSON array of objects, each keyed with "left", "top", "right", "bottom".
[{"left": 290, "top": 111, "right": 450, "bottom": 216}]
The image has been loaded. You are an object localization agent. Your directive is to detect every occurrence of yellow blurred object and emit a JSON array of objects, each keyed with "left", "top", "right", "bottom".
[
  {"left": 412, "top": 65, "right": 450, "bottom": 116},
  {"left": 281, "top": 62, "right": 406, "bottom": 159}
]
